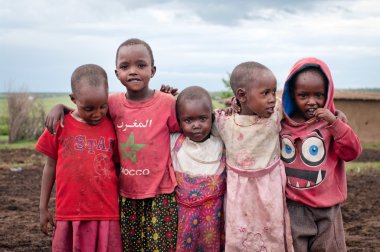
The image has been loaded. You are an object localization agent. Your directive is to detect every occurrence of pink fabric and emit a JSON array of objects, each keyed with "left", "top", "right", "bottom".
[
  {"left": 108, "top": 91, "right": 180, "bottom": 199},
  {"left": 52, "top": 220, "right": 122, "bottom": 252},
  {"left": 224, "top": 159, "right": 293, "bottom": 252}
]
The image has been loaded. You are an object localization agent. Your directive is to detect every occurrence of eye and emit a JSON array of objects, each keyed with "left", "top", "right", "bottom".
[
  {"left": 316, "top": 93, "right": 324, "bottom": 98},
  {"left": 301, "top": 136, "right": 326, "bottom": 166},
  {"left": 281, "top": 138, "right": 296, "bottom": 163},
  {"left": 200, "top": 116, "right": 209, "bottom": 122}
]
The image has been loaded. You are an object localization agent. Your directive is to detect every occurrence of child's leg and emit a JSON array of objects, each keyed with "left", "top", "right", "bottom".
[
  {"left": 286, "top": 199, "right": 318, "bottom": 251},
  {"left": 287, "top": 200, "right": 347, "bottom": 252},
  {"left": 309, "top": 204, "right": 347, "bottom": 252},
  {"left": 120, "top": 193, "right": 178, "bottom": 251}
]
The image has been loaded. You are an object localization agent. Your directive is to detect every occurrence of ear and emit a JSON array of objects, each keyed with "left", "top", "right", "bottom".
[
  {"left": 235, "top": 87, "right": 247, "bottom": 103},
  {"left": 151, "top": 66, "right": 156, "bottom": 78},
  {"left": 69, "top": 94, "right": 76, "bottom": 104},
  {"left": 114, "top": 69, "right": 120, "bottom": 80}
]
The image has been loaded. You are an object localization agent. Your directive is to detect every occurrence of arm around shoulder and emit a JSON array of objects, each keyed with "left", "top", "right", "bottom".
[{"left": 45, "top": 104, "right": 73, "bottom": 135}]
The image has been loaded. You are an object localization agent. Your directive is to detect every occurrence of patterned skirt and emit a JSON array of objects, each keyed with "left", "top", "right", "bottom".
[
  {"left": 119, "top": 193, "right": 178, "bottom": 252},
  {"left": 175, "top": 172, "right": 226, "bottom": 252}
]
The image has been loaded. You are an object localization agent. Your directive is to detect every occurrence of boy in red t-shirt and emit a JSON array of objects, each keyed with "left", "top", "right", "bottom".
[{"left": 36, "top": 64, "right": 122, "bottom": 252}]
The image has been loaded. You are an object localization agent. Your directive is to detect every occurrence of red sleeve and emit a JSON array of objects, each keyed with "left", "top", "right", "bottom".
[
  {"left": 35, "top": 126, "right": 60, "bottom": 160},
  {"left": 327, "top": 119, "right": 362, "bottom": 161}
]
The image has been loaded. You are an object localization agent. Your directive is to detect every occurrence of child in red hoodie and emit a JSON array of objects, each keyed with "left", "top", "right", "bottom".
[{"left": 280, "top": 57, "right": 362, "bottom": 251}]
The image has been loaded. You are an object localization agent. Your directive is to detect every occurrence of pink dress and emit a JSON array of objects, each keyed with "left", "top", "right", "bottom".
[
  {"left": 214, "top": 99, "right": 293, "bottom": 252},
  {"left": 171, "top": 134, "right": 226, "bottom": 251}
]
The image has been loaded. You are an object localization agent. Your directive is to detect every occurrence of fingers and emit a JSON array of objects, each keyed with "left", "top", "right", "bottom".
[
  {"left": 40, "top": 222, "right": 49, "bottom": 236},
  {"left": 160, "top": 85, "right": 178, "bottom": 96},
  {"left": 51, "top": 118, "right": 57, "bottom": 135},
  {"left": 60, "top": 113, "right": 64, "bottom": 128},
  {"left": 171, "top": 88, "right": 179, "bottom": 96},
  {"left": 160, "top": 85, "right": 170, "bottom": 92}
]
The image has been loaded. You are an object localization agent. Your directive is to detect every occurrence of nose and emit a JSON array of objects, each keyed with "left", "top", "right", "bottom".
[
  {"left": 192, "top": 120, "right": 201, "bottom": 129},
  {"left": 128, "top": 65, "right": 138, "bottom": 75},
  {"left": 269, "top": 93, "right": 276, "bottom": 104},
  {"left": 307, "top": 96, "right": 316, "bottom": 105},
  {"left": 93, "top": 108, "right": 104, "bottom": 118}
]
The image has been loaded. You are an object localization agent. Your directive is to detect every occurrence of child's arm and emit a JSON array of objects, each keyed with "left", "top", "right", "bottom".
[
  {"left": 39, "top": 157, "right": 56, "bottom": 236},
  {"left": 45, "top": 104, "right": 73, "bottom": 135},
  {"left": 316, "top": 108, "right": 362, "bottom": 161}
]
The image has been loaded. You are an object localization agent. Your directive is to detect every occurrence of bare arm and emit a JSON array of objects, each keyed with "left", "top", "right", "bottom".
[
  {"left": 45, "top": 104, "right": 73, "bottom": 135},
  {"left": 39, "top": 157, "right": 56, "bottom": 236}
]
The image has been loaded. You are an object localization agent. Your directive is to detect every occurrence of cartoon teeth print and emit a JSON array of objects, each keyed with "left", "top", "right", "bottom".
[{"left": 281, "top": 132, "right": 327, "bottom": 190}]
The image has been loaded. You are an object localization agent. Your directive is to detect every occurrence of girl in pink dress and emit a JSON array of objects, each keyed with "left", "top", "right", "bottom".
[{"left": 214, "top": 62, "right": 293, "bottom": 251}]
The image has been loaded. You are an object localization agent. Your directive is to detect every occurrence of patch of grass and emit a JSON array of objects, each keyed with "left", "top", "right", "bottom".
[
  {"left": 0, "top": 139, "right": 36, "bottom": 149},
  {"left": 363, "top": 142, "right": 380, "bottom": 150},
  {"left": 346, "top": 162, "right": 380, "bottom": 172}
]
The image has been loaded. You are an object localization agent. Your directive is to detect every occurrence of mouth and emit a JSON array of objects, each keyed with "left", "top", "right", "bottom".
[
  {"left": 89, "top": 118, "right": 103, "bottom": 125},
  {"left": 285, "top": 167, "right": 326, "bottom": 189},
  {"left": 127, "top": 78, "right": 142, "bottom": 82},
  {"left": 305, "top": 108, "right": 316, "bottom": 117},
  {"left": 189, "top": 132, "right": 207, "bottom": 142},
  {"left": 266, "top": 107, "right": 274, "bottom": 114}
]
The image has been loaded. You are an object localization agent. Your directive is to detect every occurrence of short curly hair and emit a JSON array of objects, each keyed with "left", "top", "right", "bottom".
[
  {"left": 71, "top": 64, "right": 108, "bottom": 95},
  {"left": 230, "top": 61, "right": 270, "bottom": 94},
  {"left": 115, "top": 38, "right": 154, "bottom": 66}
]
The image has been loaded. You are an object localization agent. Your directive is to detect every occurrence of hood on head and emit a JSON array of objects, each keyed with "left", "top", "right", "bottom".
[{"left": 282, "top": 57, "right": 335, "bottom": 119}]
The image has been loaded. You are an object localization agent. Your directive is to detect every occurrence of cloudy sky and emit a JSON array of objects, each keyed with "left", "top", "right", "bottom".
[{"left": 1, "top": 0, "right": 379, "bottom": 93}]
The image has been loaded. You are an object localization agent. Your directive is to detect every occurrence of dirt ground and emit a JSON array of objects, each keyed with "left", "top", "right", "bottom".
[{"left": 0, "top": 148, "right": 379, "bottom": 252}]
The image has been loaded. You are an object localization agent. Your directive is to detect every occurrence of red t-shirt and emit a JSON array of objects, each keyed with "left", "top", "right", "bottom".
[
  {"left": 35, "top": 113, "right": 119, "bottom": 220},
  {"left": 108, "top": 91, "right": 180, "bottom": 199}
]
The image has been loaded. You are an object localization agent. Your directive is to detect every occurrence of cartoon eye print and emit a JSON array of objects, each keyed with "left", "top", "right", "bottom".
[
  {"left": 301, "top": 136, "right": 326, "bottom": 166},
  {"left": 281, "top": 138, "right": 296, "bottom": 163}
]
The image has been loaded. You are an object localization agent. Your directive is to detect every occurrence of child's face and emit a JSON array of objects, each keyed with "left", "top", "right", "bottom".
[
  {"left": 115, "top": 44, "right": 156, "bottom": 93},
  {"left": 70, "top": 84, "right": 109, "bottom": 125},
  {"left": 239, "top": 70, "right": 277, "bottom": 118},
  {"left": 177, "top": 98, "right": 213, "bottom": 142},
  {"left": 293, "top": 71, "right": 327, "bottom": 120}
]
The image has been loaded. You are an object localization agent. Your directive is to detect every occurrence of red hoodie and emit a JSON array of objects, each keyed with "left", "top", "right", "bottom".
[{"left": 280, "top": 57, "right": 362, "bottom": 208}]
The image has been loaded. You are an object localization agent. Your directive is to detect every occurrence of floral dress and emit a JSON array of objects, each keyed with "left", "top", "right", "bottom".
[{"left": 171, "top": 134, "right": 226, "bottom": 251}]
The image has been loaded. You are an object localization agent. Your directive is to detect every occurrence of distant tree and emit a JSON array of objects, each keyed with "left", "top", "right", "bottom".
[
  {"left": 7, "top": 92, "right": 45, "bottom": 143},
  {"left": 220, "top": 73, "right": 233, "bottom": 99}
]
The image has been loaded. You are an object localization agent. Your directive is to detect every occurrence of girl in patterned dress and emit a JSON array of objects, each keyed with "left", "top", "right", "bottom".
[{"left": 171, "top": 86, "right": 226, "bottom": 251}]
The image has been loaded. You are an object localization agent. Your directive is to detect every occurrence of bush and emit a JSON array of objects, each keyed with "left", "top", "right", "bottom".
[{"left": 7, "top": 92, "right": 45, "bottom": 143}]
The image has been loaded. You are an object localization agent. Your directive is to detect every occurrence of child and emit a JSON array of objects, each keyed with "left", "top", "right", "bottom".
[
  {"left": 280, "top": 57, "right": 362, "bottom": 251},
  {"left": 45, "top": 38, "right": 180, "bottom": 251},
  {"left": 36, "top": 64, "right": 122, "bottom": 252},
  {"left": 214, "top": 61, "right": 294, "bottom": 251},
  {"left": 171, "top": 86, "right": 226, "bottom": 251}
]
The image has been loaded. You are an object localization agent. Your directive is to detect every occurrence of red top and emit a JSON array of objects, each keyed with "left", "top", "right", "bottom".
[
  {"left": 35, "top": 113, "right": 119, "bottom": 220},
  {"left": 108, "top": 91, "right": 180, "bottom": 199}
]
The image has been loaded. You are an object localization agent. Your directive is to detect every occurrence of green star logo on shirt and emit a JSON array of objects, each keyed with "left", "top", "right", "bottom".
[{"left": 120, "top": 132, "right": 145, "bottom": 163}]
